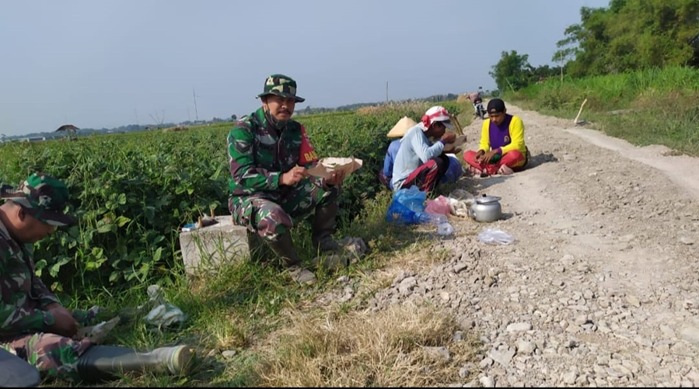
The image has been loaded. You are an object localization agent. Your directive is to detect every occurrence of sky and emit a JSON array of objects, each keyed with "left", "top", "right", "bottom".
[{"left": 1, "top": 0, "right": 610, "bottom": 137}]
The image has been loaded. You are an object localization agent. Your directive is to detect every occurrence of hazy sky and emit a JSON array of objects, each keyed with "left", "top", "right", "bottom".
[{"left": 1, "top": 0, "right": 610, "bottom": 136}]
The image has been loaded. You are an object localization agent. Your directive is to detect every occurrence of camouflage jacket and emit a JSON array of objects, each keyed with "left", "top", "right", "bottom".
[
  {"left": 0, "top": 220, "right": 58, "bottom": 339},
  {"left": 227, "top": 107, "right": 319, "bottom": 198}
]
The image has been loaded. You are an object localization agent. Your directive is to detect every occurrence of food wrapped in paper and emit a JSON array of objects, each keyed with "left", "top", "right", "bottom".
[{"left": 306, "top": 157, "right": 363, "bottom": 179}]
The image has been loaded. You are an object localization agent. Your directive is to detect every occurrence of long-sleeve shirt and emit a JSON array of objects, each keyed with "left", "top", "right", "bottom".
[
  {"left": 227, "top": 107, "right": 320, "bottom": 201},
  {"left": 391, "top": 125, "right": 445, "bottom": 191},
  {"left": 0, "top": 221, "right": 58, "bottom": 339},
  {"left": 478, "top": 114, "right": 527, "bottom": 156},
  {"left": 381, "top": 139, "right": 401, "bottom": 190}
]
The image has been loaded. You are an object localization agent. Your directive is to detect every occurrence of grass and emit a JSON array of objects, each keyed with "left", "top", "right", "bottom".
[
  {"left": 49, "top": 185, "right": 481, "bottom": 387},
  {"left": 39, "top": 65, "right": 699, "bottom": 387},
  {"left": 510, "top": 65, "right": 699, "bottom": 157}
]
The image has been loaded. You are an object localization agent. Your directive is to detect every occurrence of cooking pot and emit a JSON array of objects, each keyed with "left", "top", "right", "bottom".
[{"left": 469, "top": 194, "right": 502, "bottom": 222}]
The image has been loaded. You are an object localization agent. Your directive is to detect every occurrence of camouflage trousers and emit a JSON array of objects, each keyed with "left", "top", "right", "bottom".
[
  {"left": 0, "top": 307, "right": 99, "bottom": 381},
  {"left": 229, "top": 177, "right": 340, "bottom": 241},
  {"left": 1, "top": 333, "right": 92, "bottom": 382}
]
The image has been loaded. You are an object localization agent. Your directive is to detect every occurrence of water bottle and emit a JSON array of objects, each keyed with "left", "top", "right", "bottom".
[{"left": 418, "top": 212, "right": 447, "bottom": 225}]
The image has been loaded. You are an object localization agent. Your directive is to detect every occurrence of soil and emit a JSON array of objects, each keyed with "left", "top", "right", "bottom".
[{"left": 322, "top": 104, "right": 699, "bottom": 386}]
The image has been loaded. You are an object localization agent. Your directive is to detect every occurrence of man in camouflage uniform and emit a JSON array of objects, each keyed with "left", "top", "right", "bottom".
[
  {"left": 227, "top": 74, "right": 346, "bottom": 284},
  {"left": 0, "top": 173, "right": 193, "bottom": 383}
]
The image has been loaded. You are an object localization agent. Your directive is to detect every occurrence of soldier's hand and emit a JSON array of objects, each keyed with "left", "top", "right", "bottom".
[
  {"left": 280, "top": 165, "right": 306, "bottom": 186},
  {"left": 45, "top": 304, "right": 79, "bottom": 338}
]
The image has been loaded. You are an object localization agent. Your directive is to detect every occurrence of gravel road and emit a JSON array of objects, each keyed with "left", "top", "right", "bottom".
[{"left": 352, "top": 105, "right": 699, "bottom": 387}]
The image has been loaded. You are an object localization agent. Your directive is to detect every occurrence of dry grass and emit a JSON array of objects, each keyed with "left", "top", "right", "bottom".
[
  {"left": 455, "top": 94, "right": 469, "bottom": 104},
  {"left": 253, "top": 303, "right": 479, "bottom": 387},
  {"left": 356, "top": 101, "right": 431, "bottom": 116}
]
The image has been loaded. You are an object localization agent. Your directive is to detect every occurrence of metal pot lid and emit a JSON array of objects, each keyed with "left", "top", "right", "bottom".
[{"left": 475, "top": 194, "right": 501, "bottom": 204}]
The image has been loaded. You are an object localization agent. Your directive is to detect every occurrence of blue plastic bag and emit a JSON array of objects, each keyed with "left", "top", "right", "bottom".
[
  {"left": 386, "top": 186, "right": 427, "bottom": 225},
  {"left": 440, "top": 156, "right": 465, "bottom": 184}
]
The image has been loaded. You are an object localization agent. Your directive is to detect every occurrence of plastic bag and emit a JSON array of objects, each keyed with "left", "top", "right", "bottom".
[
  {"left": 440, "top": 156, "right": 464, "bottom": 184},
  {"left": 394, "top": 185, "right": 426, "bottom": 213},
  {"left": 477, "top": 228, "right": 515, "bottom": 245},
  {"left": 386, "top": 186, "right": 427, "bottom": 225},
  {"left": 437, "top": 222, "right": 455, "bottom": 236},
  {"left": 425, "top": 195, "right": 451, "bottom": 216}
]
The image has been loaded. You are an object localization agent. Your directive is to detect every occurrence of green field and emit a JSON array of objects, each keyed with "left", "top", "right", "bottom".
[{"left": 2, "top": 66, "right": 698, "bottom": 386}]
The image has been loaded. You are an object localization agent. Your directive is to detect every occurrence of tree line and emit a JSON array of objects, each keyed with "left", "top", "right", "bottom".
[{"left": 490, "top": 0, "right": 699, "bottom": 92}]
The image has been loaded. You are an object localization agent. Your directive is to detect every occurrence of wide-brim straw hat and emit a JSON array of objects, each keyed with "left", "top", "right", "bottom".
[{"left": 386, "top": 116, "right": 417, "bottom": 138}]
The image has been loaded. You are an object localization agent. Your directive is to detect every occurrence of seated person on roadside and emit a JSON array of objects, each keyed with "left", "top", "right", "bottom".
[
  {"left": 380, "top": 138, "right": 463, "bottom": 191},
  {"left": 462, "top": 98, "right": 528, "bottom": 176},
  {"left": 0, "top": 173, "right": 194, "bottom": 384},
  {"left": 391, "top": 106, "right": 457, "bottom": 195},
  {"left": 227, "top": 74, "right": 351, "bottom": 285}
]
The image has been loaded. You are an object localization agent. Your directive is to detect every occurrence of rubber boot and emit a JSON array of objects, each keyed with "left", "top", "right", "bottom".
[
  {"left": 0, "top": 348, "right": 40, "bottom": 387},
  {"left": 267, "top": 232, "right": 315, "bottom": 284},
  {"left": 266, "top": 231, "right": 302, "bottom": 267},
  {"left": 312, "top": 202, "right": 341, "bottom": 253},
  {"left": 247, "top": 230, "right": 273, "bottom": 264},
  {"left": 76, "top": 345, "right": 194, "bottom": 383}
]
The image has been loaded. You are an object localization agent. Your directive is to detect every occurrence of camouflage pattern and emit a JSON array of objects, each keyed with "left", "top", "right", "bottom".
[
  {"left": 2, "top": 172, "right": 76, "bottom": 227},
  {"left": 0, "top": 218, "right": 97, "bottom": 380},
  {"left": 228, "top": 107, "right": 339, "bottom": 240},
  {"left": 257, "top": 73, "right": 305, "bottom": 102},
  {"left": 1, "top": 333, "right": 92, "bottom": 381},
  {"left": 0, "top": 183, "right": 15, "bottom": 196},
  {"left": 0, "top": 174, "right": 94, "bottom": 381}
]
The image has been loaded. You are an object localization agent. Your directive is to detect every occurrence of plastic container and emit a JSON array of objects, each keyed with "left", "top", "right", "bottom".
[
  {"left": 419, "top": 212, "right": 447, "bottom": 225},
  {"left": 181, "top": 223, "right": 197, "bottom": 232},
  {"left": 437, "top": 222, "right": 455, "bottom": 236}
]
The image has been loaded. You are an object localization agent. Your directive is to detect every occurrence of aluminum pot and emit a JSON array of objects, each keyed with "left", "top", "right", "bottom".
[{"left": 469, "top": 194, "right": 502, "bottom": 222}]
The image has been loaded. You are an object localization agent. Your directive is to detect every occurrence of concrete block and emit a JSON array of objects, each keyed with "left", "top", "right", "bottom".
[{"left": 179, "top": 215, "right": 250, "bottom": 276}]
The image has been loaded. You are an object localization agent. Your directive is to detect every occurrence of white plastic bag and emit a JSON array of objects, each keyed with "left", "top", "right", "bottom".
[
  {"left": 437, "top": 222, "right": 455, "bottom": 236},
  {"left": 477, "top": 228, "right": 515, "bottom": 245}
]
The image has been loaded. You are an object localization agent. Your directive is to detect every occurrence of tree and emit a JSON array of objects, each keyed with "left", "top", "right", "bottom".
[
  {"left": 553, "top": 0, "right": 699, "bottom": 77},
  {"left": 489, "top": 50, "right": 535, "bottom": 92}
]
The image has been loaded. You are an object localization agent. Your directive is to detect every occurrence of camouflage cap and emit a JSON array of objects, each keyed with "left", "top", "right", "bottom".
[
  {"left": 4, "top": 173, "right": 76, "bottom": 227},
  {"left": 257, "top": 74, "right": 305, "bottom": 103}
]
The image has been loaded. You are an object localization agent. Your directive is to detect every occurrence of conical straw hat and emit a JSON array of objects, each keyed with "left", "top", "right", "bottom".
[{"left": 386, "top": 116, "right": 417, "bottom": 138}]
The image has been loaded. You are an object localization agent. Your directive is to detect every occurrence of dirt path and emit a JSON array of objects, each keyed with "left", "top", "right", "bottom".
[{"left": 357, "top": 105, "right": 699, "bottom": 386}]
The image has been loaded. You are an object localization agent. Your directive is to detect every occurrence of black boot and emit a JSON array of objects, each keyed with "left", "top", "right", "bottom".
[
  {"left": 267, "top": 232, "right": 316, "bottom": 284},
  {"left": 0, "top": 348, "right": 40, "bottom": 387},
  {"left": 247, "top": 230, "right": 273, "bottom": 264},
  {"left": 266, "top": 231, "right": 301, "bottom": 267},
  {"left": 312, "top": 202, "right": 341, "bottom": 253},
  {"left": 76, "top": 345, "right": 194, "bottom": 383}
]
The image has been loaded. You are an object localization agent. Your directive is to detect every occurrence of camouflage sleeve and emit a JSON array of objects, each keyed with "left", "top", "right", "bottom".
[
  {"left": 31, "top": 276, "right": 60, "bottom": 307},
  {"left": 227, "top": 125, "right": 281, "bottom": 192},
  {"left": 0, "top": 302, "right": 54, "bottom": 337},
  {"left": 0, "top": 253, "right": 56, "bottom": 336}
]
